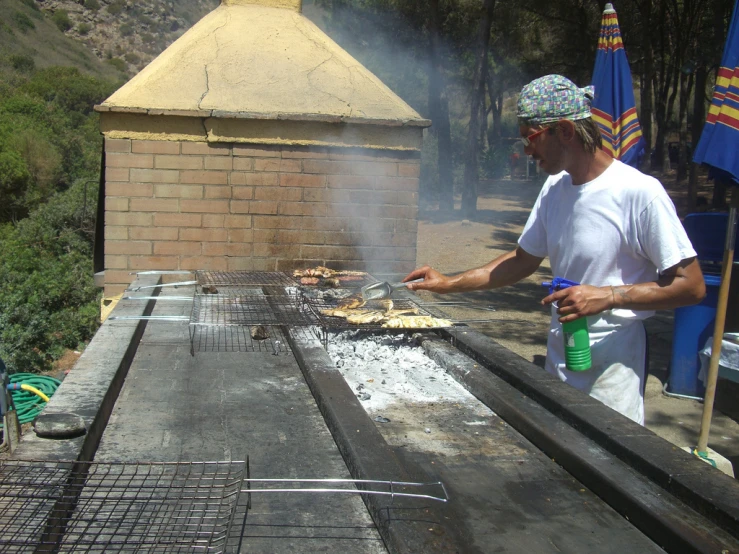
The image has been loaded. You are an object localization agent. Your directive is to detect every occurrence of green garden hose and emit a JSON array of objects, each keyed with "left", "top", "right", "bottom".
[{"left": 1, "top": 373, "right": 61, "bottom": 427}]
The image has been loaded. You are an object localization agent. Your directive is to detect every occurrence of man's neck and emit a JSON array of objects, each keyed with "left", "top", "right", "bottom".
[{"left": 567, "top": 149, "right": 614, "bottom": 185}]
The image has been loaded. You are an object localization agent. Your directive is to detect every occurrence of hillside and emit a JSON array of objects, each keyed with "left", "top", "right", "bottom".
[
  {"left": 0, "top": 0, "right": 118, "bottom": 78},
  {"left": 1, "top": 0, "right": 218, "bottom": 77}
]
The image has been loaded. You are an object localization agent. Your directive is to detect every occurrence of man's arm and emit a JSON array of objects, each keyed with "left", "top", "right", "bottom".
[
  {"left": 403, "top": 246, "right": 544, "bottom": 294},
  {"left": 544, "top": 257, "right": 706, "bottom": 323}
]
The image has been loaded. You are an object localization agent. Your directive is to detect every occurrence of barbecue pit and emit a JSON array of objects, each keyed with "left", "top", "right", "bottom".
[{"left": 7, "top": 273, "right": 739, "bottom": 553}]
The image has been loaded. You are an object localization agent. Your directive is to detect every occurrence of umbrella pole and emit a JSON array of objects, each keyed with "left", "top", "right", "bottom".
[{"left": 696, "top": 188, "right": 738, "bottom": 454}]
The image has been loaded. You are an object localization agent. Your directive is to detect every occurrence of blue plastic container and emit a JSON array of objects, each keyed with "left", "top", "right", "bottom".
[{"left": 667, "top": 274, "right": 721, "bottom": 397}]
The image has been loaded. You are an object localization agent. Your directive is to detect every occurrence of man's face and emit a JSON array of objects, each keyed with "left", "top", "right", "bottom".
[{"left": 519, "top": 122, "right": 566, "bottom": 175}]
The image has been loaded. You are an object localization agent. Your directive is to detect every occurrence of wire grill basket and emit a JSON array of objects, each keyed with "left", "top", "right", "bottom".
[
  {"left": 195, "top": 271, "right": 297, "bottom": 287},
  {"left": 0, "top": 460, "right": 245, "bottom": 553},
  {"left": 190, "top": 289, "right": 319, "bottom": 327}
]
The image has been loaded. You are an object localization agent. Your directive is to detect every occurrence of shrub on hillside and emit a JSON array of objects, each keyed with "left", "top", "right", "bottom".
[
  {"left": 13, "top": 11, "right": 35, "bottom": 33},
  {"left": 0, "top": 180, "right": 100, "bottom": 372},
  {"left": 106, "top": 57, "right": 126, "bottom": 72},
  {"left": 84, "top": 0, "right": 101, "bottom": 11},
  {"left": 22, "top": 66, "right": 112, "bottom": 115},
  {"left": 20, "top": 0, "right": 39, "bottom": 11},
  {"left": 106, "top": 0, "right": 126, "bottom": 16},
  {"left": 78, "top": 22, "right": 92, "bottom": 35},
  {"left": 51, "top": 9, "right": 72, "bottom": 32},
  {"left": 10, "top": 54, "right": 35, "bottom": 72},
  {"left": 124, "top": 52, "right": 140, "bottom": 65}
]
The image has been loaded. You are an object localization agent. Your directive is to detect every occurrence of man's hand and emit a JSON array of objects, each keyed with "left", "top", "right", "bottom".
[
  {"left": 542, "top": 284, "right": 614, "bottom": 323},
  {"left": 402, "top": 266, "right": 455, "bottom": 293}
]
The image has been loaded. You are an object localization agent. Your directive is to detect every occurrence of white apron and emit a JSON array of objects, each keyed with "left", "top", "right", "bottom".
[{"left": 545, "top": 318, "right": 647, "bottom": 425}]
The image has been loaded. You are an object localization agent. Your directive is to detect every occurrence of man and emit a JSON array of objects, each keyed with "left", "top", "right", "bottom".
[{"left": 404, "top": 75, "right": 705, "bottom": 424}]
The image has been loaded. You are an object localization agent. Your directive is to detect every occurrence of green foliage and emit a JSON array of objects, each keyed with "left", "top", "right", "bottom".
[
  {"left": 480, "top": 141, "right": 515, "bottom": 180},
  {"left": 22, "top": 66, "right": 111, "bottom": 114},
  {"left": 78, "top": 22, "right": 92, "bottom": 35},
  {"left": 119, "top": 22, "right": 133, "bottom": 36},
  {"left": 0, "top": 180, "right": 100, "bottom": 372},
  {"left": 0, "top": 151, "right": 32, "bottom": 220},
  {"left": 106, "top": 0, "right": 127, "bottom": 16},
  {"left": 84, "top": 0, "right": 101, "bottom": 11},
  {"left": 51, "top": 9, "right": 73, "bottom": 32},
  {"left": 19, "top": 0, "right": 39, "bottom": 12},
  {"left": 124, "top": 51, "right": 140, "bottom": 64},
  {"left": 106, "top": 57, "right": 127, "bottom": 72},
  {"left": 12, "top": 11, "right": 35, "bottom": 32},
  {"left": 10, "top": 54, "right": 35, "bottom": 72}
]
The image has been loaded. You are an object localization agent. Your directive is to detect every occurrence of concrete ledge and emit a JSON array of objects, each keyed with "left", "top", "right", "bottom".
[
  {"left": 420, "top": 333, "right": 739, "bottom": 552},
  {"left": 442, "top": 327, "right": 739, "bottom": 540},
  {"left": 12, "top": 276, "right": 161, "bottom": 462}
]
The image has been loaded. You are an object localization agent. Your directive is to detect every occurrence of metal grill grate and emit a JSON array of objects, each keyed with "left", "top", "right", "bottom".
[
  {"left": 306, "top": 297, "right": 446, "bottom": 330},
  {"left": 0, "top": 460, "right": 245, "bottom": 553},
  {"left": 190, "top": 325, "right": 292, "bottom": 354},
  {"left": 196, "top": 271, "right": 297, "bottom": 287},
  {"left": 190, "top": 289, "right": 319, "bottom": 327}
]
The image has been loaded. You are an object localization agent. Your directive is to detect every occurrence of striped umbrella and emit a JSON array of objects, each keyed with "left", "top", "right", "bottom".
[
  {"left": 692, "top": 0, "right": 739, "bottom": 459},
  {"left": 590, "top": 3, "right": 646, "bottom": 167}
]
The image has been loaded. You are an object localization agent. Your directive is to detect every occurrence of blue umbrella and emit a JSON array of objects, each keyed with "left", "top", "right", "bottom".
[
  {"left": 590, "top": 3, "right": 646, "bottom": 167},
  {"left": 691, "top": 0, "right": 739, "bottom": 460}
]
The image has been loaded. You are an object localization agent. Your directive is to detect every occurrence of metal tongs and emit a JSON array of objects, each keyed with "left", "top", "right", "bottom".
[{"left": 361, "top": 278, "right": 423, "bottom": 301}]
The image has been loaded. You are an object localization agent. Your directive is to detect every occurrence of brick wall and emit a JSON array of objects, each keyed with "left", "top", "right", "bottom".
[{"left": 103, "top": 139, "right": 420, "bottom": 295}]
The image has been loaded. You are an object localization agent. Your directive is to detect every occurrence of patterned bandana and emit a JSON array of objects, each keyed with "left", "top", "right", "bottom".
[{"left": 517, "top": 75, "right": 595, "bottom": 125}]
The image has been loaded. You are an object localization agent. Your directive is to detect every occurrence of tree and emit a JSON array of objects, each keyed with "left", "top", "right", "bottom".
[{"left": 462, "top": 0, "right": 496, "bottom": 217}]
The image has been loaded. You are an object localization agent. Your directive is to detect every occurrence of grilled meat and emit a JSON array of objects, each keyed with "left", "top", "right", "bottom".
[
  {"left": 300, "top": 276, "right": 320, "bottom": 285},
  {"left": 346, "top": 311, "right": 386, "bottom": 324},
  {"left": 337, "top": 294, "right": 365, "bottom": 309},
  {"left": 250, "top": 325, "right": 269, "bottom": 340},
  {"left": 382, "top": 316, "right": 452, "bottom": 328}
]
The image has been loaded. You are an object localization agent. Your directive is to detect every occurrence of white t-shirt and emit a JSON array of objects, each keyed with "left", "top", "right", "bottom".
[{"left": 518, "top": 159, "right": 696, "bottom": 423}]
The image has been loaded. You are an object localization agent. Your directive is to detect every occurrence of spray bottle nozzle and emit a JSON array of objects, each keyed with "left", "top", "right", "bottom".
[{"left": 542, "top": 277, "right": 581, "bottom": 295}]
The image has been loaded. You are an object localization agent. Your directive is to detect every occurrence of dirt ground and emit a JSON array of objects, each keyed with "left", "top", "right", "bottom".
[{"left": 414, "top": 173, "right": 739, "bottom": 474}]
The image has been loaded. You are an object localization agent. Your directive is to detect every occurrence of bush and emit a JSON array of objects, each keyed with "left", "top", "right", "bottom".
[
  {"left": 106, "top": 57, "right": 126, "bottom": 72},
  {"left": 51, "top": 9, "right": 72, "bottom": 32},
  {"left": 13, "top": 11, "right": 35, "bottom": 33},
  {"left": 106, "top": 0, "right": 126, "bottom": 16},
  {"left": 480, "top": 141, "right": 516, "bottom": 180},
  {"left": 0, "top": 180, "right": 101, "bottom": 373},
  {"left": 0, "top": 150, "right": 32, "bottom": 220},
  {"left": 123, "top": 52, "right": 140, "bottom": 64},
  {"left": 119, "top": 22, "right": 133, "bottom": 36},
  {"left": 84, "top": 0, "right": 101, "bottom": 11},
  {"left": 20, "top": 0, "right": 38, "bottom": 10},
  {"left": 77, "top": 22, "right": 92, "bottom": 35},
  {"left": 10, "top": 54, "right": 35, "bottom": 72}
]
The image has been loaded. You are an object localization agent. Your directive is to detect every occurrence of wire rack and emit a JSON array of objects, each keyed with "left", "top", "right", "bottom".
[
  {"left": 190, "top": 325, "right": 292, "bottom": 354},
  {"left": 306, "top": 297, "right": 444, "bottom": 330},
  {"left": 190, "top": 289, "right": 319, "bottom": 327},
  {"left": 0, "top": 460, "right": 246, "bottom": 553},
  {"left": 195, "top": 271, "right": 298, "bottom": 287}
]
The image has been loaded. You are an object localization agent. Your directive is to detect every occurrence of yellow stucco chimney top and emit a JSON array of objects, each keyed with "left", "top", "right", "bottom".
[{"left": 221, "top": 0, "right": 302, "bottom": 11}]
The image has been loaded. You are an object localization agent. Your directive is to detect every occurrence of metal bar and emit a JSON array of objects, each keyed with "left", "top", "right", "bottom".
[
  {"left": 241, "top": 488, "right": 447, "bottom": 502},
  {"left": 108, "top": 316, "right": 190, "bottom": 322},
  {"left": 239, "top": 478, "right": 448, "bottom": 503},
  {"left": 127, "top": 281, "right": 197, "bottom": 291},
  {"left": 121, "top": 296, "right": 193, "bottom": 301},
  {"left": 129, "top": 271, "right": 193, "bottom": 275}
]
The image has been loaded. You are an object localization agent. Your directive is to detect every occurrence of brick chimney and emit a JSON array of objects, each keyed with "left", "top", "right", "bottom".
[{"left": 95, "top": 0, "right": 429, "bottom": 295}]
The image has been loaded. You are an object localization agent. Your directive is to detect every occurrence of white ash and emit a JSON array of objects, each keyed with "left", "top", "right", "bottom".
[{"left": 326, "top": 331, "right": 476, "bottom": 411}]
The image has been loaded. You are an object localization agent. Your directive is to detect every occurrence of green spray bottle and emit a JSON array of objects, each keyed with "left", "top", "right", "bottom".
[{"left": 543, "top": 278, "right": 592, "bottom": 371}]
